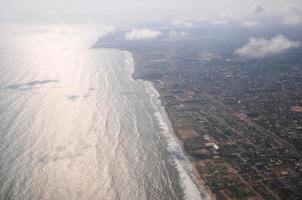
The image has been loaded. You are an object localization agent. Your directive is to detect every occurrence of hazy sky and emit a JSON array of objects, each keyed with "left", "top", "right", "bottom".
[{"left": 0, "top": 0, "right": 301, "bottom": 24}]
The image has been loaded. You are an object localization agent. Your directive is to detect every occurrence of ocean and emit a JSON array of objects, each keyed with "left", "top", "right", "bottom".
[{"left": 0, "top": 24, "right": 207, "bottom": 200}]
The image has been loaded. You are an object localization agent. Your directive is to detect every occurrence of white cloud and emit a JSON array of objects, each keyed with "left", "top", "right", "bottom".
[
  {"left": 171, "top": 19, "right": 193, "bottom": 27},
  {"left": 221, "top": 10, "right": 234, "bottom": 19},
  {"left": 283, "top": 5, "right": 302, "bottom": 25},
  {"left": 284, "top": 15, "right": 302, "bottom": 25},
  {"left": 220, "top": 9, "right": 240, "bottom": 20},
  {"left": 169, "top": 30, "right": 187, "bottom": 38},
  {"left": 241, "top": 20, "right": 259, "bottom": 27},
  {"left": 251, "top": 3, "right": 264, "bottom": 14},
  {"left": 235, "top": 35, "right": 300, "bottom": 59},
  {"left": 211, "top": 20, "right": 229, "bottom": 25},
  {"left": 125, "top": 28, "right": 162, "bottom": 41}
]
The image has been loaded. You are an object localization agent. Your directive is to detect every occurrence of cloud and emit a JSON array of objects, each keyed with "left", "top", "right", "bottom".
[
  {"left": 284, "top": 15, "right": 302, "bottom": 25},
  {"left": 283, "top": 5, "right": 302, "bottom": 25},
  {"left": 171, "top": 18, "right": 193, "bottom": 27},
  {"left": 241, "top": 20, "right": 259, "bottom": 27},
  {"left": 220, "top": 9, "right": 240, "bottom": 20},
  {"left": 169, "top": 30, "right": 187, "bottom": 38},
  {"left": 251, "top": 3, "right": 264, "bottom": 14},
  {"left": 221, "top": 10, "right": 234, "bottom": 19},
  {"left": 211, "top": 20, "right": 229, "bottom": 25},
  {"left": 125, "top": 28, "right": 162, "bottom": 41},
  {"left": 235, "top": 35, "right": 300, "bottom": 59}
]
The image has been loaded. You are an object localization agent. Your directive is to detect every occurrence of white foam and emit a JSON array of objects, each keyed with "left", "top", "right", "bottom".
[
  {"left": 123, "top": 51, "right": 135, "bottom": 80},
  {"left": 122, "top": 51, "right": 211, "bottom": 200},
  {"left": 144, "top": 81, "right": 211, "bottom": 200}
]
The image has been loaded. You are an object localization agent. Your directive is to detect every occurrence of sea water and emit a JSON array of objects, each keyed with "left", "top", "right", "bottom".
[{"left": 0, "top": 24, "right": 208, "bottom": 200}]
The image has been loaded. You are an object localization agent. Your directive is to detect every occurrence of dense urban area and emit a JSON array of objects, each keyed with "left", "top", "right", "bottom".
[{"left": 94, "top": 24, "right": 302, "bottom": 199}]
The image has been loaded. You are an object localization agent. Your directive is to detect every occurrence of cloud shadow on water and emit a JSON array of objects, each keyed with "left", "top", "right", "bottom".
[
  {"left": 4, "top": 79, "right": 59, "bottom": 90},
  {"left": 66, "top": 95, "right": 80, "bottom": 101},
  {"left": 66, "top": 94, "right": 92, "bottom": 101}
]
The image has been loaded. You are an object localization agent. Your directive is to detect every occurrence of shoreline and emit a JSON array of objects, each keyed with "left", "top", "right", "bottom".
[
  {"left": 129, "top": 52, "right": 215, "bottom": 200},
  {"left": 148, "top": 81, "right": 215, "bottom": 200},
  {"left": 93, "top": 24, "right": 302, "bottom": 200}
]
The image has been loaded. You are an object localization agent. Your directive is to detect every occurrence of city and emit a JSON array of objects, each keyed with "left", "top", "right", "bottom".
[{"left": 95, "top": 24, "right": 302, "bottom": 199}]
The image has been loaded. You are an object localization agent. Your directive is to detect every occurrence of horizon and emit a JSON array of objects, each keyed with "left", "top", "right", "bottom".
[{"left": 0, "top": 0, "right": 302, "bottom": 26}]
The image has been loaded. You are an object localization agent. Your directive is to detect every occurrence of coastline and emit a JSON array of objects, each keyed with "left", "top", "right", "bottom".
[
  {"left": 146, "top": 81, "right": 215, "bottom": 200},
  {"left": 93, "top": 24, "right": 302, "bottom": 200},
  {"left": 129, "top": 52, "right": 215, "bottom": 200},
  {"left": 91, "top": 32, "right": 215, "bottom": 199}
]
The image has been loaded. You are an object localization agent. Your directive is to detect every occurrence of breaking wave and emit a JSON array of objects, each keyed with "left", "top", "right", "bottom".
[{"left": 123, "top": 50, "right": 210, "bottom": 200}]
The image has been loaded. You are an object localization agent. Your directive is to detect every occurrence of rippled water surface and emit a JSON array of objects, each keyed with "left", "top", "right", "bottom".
[{"left": 0, "top": 24, "right": 205, "bottom": 200}]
